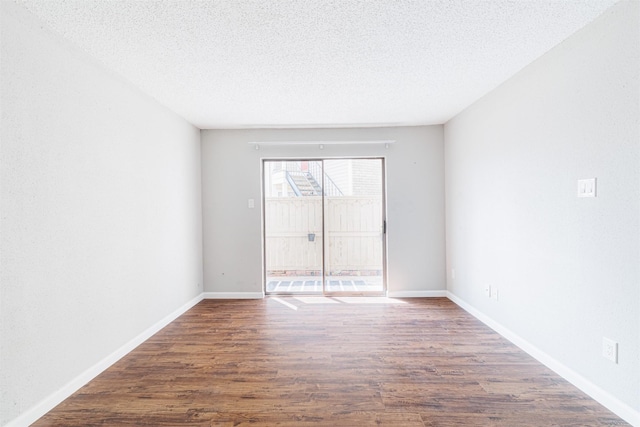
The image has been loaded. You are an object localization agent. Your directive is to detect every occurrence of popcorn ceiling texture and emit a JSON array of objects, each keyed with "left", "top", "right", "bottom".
[{"left": 16, "top": 0, "right": 619, "bottom": 129}]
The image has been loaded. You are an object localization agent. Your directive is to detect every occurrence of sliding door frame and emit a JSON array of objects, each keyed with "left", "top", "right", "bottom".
[{"left": 262, "top": 157, "right": 387, "bottom": 296}]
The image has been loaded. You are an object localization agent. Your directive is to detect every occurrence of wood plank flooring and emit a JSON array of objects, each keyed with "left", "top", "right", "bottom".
[{"left": 33, "top": 298, "right": 629, "bottom": 426}]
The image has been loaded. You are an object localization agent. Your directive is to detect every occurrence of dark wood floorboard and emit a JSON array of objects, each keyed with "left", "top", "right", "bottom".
[{"left": 33, "top": 298, "right": 629, "bottom": 426}]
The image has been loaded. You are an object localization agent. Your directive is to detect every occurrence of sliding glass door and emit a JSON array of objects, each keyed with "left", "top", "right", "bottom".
[
  {"left": 322, "top": 159, "right": 385, "bottom": 294},
  {"left": 263, "top": 158, "right": 386, "bottom": 295}
]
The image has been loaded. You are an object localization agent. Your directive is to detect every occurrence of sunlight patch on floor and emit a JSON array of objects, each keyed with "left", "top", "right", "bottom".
[
  {"left": 271, "top": 296, "right": 407, "bottom": 310},
  {"left": 292, "top": 296, "right": 406, "bottom": 305},
  {"left": 293, "top": 296, "right": 341, "bottom": 305},
  {"left": 334, "top": 297, "right": 406, "bottom": 305},
  {"left": 271, "top": 297, "right": 298, "bottom": 310}
]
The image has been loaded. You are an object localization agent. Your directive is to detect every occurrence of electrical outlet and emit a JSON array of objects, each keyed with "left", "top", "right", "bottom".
[
  {"left": 484, "top": 285, "right": 491, "bottom": 297},
  {"left": 491, "top": 287, "right": 499, "bottom": 301},
  {"left": 602, "top": 337, "right": 618, "bottom": 363}
]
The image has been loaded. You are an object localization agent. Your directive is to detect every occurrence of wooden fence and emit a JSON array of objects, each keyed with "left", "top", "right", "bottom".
[{"left": 264, "top": 196, "right": 383, "bottom": 275}]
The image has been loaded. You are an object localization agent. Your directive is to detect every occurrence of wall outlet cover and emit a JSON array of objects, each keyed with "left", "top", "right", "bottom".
[{"left": 602, "top": 337, "right": 618, "bottom": 363}]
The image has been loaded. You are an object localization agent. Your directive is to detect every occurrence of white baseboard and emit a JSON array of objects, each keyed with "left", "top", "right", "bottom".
[
  {"left": 5, "top": 293, "right": 204, "bottom": 427},
  {"left": 203, "top": 292, "right": 264, "bottom": 299},
  {"left": 446, "top": 291, "right": 640, "bottom": 427},
  {"left": 388, "top": 290, "right": 447, "bottom": 298}
]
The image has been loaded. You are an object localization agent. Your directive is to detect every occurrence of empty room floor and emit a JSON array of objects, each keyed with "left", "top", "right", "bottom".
[{"left": 33, "top": 298, "right": 628, "bottom": 426}]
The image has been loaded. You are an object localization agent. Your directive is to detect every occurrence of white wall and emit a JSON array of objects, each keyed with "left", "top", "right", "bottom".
[
  {"left": 0, "top": 2, "right": 203, "bottom": 425},
  {"left": 201, "top": 126, "right": 445, "bottom": 297},
  {"left": 445, "top": 0, "right": 639, "bottom": 419}
]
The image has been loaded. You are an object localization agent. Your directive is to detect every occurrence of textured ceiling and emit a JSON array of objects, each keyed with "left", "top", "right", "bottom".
[{"left": 16, "top": 0, "right": 619, "bottom": 129}]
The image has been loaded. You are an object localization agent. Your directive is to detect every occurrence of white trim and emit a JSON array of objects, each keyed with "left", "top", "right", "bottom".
[
  {"left": 446, "top": 291, "right": 640, "bottom": 427},
  {"left": 249, "top": 139, "right": 395, "bottom": 147},
  {"left": 5, "top": 293, "right": 204, "bottom": 427},
  {"left": 387, "top": 290, "right": 447, "bottom": 298},
  {"left": 203, "top": 292, "right": 264, "bottom": 299}
]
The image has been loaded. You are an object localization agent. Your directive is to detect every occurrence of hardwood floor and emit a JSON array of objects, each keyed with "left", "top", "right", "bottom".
[{"left": 33, "top": 297, "right": 629, "bottom": 426}]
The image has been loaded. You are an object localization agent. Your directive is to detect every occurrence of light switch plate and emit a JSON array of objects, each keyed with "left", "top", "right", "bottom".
[{"left": 577, "top": 178, "right": 596, "bottom": 198}]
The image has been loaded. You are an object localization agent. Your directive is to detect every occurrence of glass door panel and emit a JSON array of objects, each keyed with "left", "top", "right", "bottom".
[
  {"left": 323, "top": 159, "right": 385, "bottom": 295},
  {"left": 264, "top": 160, "right": 323, "bottom": 294}
]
